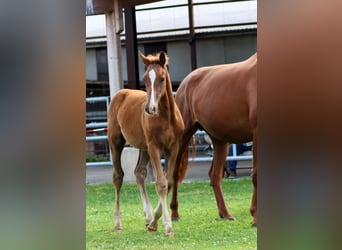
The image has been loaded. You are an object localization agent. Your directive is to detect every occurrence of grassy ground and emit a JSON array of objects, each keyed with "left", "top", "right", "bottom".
[{"left": 86, "top": 178, "right": 257, "bottom": 250}]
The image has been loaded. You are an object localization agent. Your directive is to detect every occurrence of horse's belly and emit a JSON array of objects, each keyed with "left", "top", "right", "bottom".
[
  {"left": 117, "top": 109, "right": 147, "bottom": 149},
  {"left": 122, "top": 132, "right": 147, "bottom": 149},
  {"left": 221, "top": 130, "right": 252, "bottom": 143},
  {"left": 205, "top": 123, "right": 253, "bottom": 143}
]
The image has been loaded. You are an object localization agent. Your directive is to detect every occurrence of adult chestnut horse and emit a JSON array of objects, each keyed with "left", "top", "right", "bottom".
[
  {"left": 107, "top": 52, "right": 184, "bottom": 237},
  {"left": 171, "top": 53, "right": 257, "bottom": 226}
]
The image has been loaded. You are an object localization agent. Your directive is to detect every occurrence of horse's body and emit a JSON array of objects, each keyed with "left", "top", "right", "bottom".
[
  {"left": 171, "top": 53, "right": 257, "bottom": 226},
  {"left": 107, "top": 52, "right": 184, "bottom": 236}
]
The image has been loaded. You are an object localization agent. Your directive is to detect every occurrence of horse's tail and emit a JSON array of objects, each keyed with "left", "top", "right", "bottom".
[{"left": 178, "top": 135, "right": 196, "bottom": 183}]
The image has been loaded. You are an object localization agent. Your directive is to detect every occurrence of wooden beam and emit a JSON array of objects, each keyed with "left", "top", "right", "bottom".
[
  {"left": 106, "top": 8, "right": 123, "bottom": 98},
  {"left": 122, "top": 0, "right": 164, "bottom": 8},
  {"left": 124, "top": 7, "right": 140, "bottom": 89},
  {"left": 188, "top": 0, "right": 197, "bottom": 70}
]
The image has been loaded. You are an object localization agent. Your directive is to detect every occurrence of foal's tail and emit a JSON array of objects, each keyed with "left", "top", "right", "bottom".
[{"left": 178, "top": 135, "right": 196, "bottom": 183}]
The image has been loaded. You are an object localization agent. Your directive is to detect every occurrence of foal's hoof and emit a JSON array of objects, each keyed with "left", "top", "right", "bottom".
[
  {"left": 166, "top": 228, "right": 175, "bottom": 237},
  {"left": 147, "top": 224, "right": 157, "bottom": 233},
  {"left": 171, "top": 217, "right": 180, "bottom": 222},
  {"left": 115, "top": 225, "right": 123, "bottom": 231},
  {"left": 251, "top": 222, "right": 257, "bottom": 227}
]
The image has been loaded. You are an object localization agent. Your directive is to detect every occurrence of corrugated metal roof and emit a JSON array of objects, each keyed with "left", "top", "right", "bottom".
[{"left": 86, "top": 24, "right": 256, "bottom": 46}]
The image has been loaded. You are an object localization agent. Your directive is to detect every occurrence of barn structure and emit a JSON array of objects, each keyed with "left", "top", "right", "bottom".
[
  {"left": 86, "top": 0, "right": 257, "bottom": 98},
  {"left": 86, "top": 0, "right": 257, "bottom": 163}
]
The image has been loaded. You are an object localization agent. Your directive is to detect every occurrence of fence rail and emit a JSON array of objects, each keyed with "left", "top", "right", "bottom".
[{"left": 86, "top": 96, "right": 252, "bottom": 167}]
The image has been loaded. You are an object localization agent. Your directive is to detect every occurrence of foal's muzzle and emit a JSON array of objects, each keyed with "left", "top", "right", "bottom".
[{"left": 145, "top": 104, "right": 157, "bottom": 115}]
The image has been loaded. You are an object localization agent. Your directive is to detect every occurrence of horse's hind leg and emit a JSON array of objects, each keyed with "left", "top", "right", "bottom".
[
  {"left": 134, "top": 150, "right": 153, "bottom": 226},
  {"left": 108, "top": 133, "right": 125, "bottom": 231},
  {"left": 209, "top": 139, "right": 235, "bottom": 220},
  {"left": 250, "top": 128, "right": 257, "bottom": 227}
]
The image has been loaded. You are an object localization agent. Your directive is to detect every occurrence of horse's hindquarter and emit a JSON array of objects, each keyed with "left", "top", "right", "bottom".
[
  {"left": 110, "top": 89, "right": 148, "bottom": 149},
  {"left": 191, "top": 57, "right": 257, "bottom": 142}
]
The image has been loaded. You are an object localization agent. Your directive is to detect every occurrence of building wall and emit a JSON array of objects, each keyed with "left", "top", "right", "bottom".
[
  {"left": 167, "top": 41, "right": 192, "bottom": 83},
  {"left": 86, "top": 49, "right": 97, "bottom": 81},
  {"left": 86, "top": 32, "right": 257, "bottom": 85},
  {"left": 197, "top": 34, "right": 257, "bottom": 67}
]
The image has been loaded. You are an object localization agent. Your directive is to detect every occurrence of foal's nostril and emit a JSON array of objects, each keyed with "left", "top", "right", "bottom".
[
  {"left": 145, "top": 105, "right": 150, "bottom": 114},
  {"left": 145, "top": 104, "right": 157, "bottom": 115}
]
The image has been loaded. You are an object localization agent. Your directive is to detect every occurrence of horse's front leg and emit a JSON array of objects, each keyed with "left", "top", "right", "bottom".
[
  {"left": 210, "top": 139, "right": 235, "bottom": 220},
  {"left": 147, "top": 145, "right": 174, "bottom": 237},
  {"left": 134, "top": 150, "right": 153, "bottom": 227}
]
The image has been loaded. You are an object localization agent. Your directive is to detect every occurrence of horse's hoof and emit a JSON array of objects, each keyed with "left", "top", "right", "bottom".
[
  {"left": 251, "top": 222, "right": 257, "bottom": 227},
  {"left": 147, "top": 225, "right": 157, "bottom": 233},
  {"left": 171, "top": 213, "right": 180, "bottom": 222},
  {"left": 115, "top": 226, "right": 123, "bottom": 231},
  {"left": 166, "top": 228, "right": 175, "bottom": 237},
  {"left": 220, "top": 214, "right": 236, "bottom": 221},
  {"left": 228, "top": 216, "right": 236, "bottom": 221}
]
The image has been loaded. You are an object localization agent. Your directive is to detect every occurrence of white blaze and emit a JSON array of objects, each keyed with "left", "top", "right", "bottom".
[{"left": 148, "top": 69, "right": 156, "bottom": 109}]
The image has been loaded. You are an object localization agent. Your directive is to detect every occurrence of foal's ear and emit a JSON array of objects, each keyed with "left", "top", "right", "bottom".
[
  {"left": 159, "top": 51, "right": 167, "bottom": 67},
  {"left": 139, "top": 51, "right": 150, "bottom": 66}
]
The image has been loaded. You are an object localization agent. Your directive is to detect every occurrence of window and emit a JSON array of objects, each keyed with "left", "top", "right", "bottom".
[
  {"left": 96, "top": 48, "right": 109, "bottom": 81},
  {"left": 144, "top": 42, "right": 167, "bottom": 56}
]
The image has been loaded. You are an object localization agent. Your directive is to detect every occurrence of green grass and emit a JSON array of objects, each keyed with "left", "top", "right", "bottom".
[
  {"left": 86, "top": 154, "right": 109, "bottom": 162},
  {"left": 86, "top": 178, "right": 257, "bottom": 249}
]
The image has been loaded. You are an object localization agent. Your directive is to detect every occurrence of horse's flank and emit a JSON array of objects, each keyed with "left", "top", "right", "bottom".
[
  {"left": 172, "top": 53, "right": 257, "bottom": 226},
  {"left": 176, "top": 53, "right": 256, "bottom": 182}
]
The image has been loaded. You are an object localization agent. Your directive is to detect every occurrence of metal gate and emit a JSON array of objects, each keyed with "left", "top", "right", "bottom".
[{"left": 86, "top": 96, "right": 252, "bottom": 167}]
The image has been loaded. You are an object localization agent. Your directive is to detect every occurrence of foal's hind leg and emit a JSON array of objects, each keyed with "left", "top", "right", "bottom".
[
  {"left": 209, "top": 139, "right": 235, "bottom": 220},
  {"left": 108, "top": 133, "right": 125, "bottom": 231},
  {"left": 135, "top": 150, "right": 153, "bottom": 226}
]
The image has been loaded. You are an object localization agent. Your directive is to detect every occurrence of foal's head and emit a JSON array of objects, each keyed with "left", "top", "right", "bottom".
[{"left": 140, "top": 51, "right": 169, "bottom": 115}]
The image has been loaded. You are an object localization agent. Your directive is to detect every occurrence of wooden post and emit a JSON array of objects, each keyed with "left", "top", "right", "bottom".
[
  {"left": 124, "top": 6, "right": 139, "bottom": 89},
  {"left": 105, "top": 0, "right": 123, "bottom": 98},
  {"left": 188, "top": 0, "right": 197, "bottom": 70}
]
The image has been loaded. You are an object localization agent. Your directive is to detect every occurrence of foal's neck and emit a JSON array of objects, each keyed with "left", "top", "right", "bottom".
[{"left": 160, "top": 73, "right": 177, "bottom": 123}]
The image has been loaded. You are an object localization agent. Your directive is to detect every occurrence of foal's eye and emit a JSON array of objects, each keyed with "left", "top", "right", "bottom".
[{"left": 160, "top": 77, "right": 165, "bottom": 82}]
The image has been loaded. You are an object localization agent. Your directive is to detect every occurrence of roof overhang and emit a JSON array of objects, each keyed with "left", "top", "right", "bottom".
[
  {"left": 86, "top": 0, "right": 164, "bottom": 15},
  {"left": 122, "top": 0, "right": 164, "bottom": 8}
]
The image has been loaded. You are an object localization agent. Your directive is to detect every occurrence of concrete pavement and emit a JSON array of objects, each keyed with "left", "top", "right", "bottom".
[{"left": 86, "top": 158, "right": 252, "bottom": 185}]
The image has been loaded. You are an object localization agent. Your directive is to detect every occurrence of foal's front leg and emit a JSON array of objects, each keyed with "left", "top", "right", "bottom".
[{"left": 147, "top": 146, "right": 174, "bottom": 237}]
